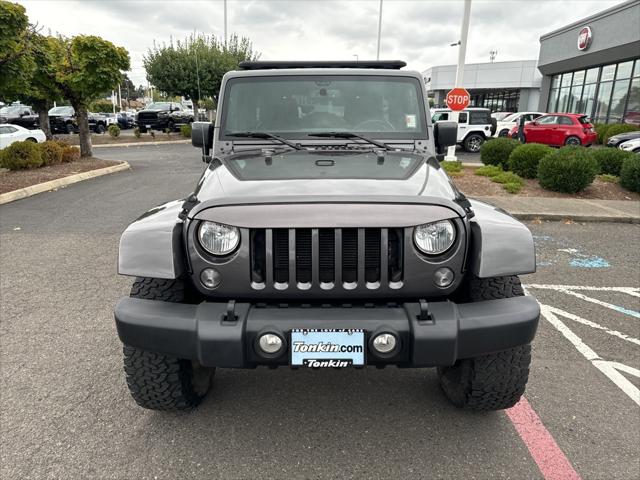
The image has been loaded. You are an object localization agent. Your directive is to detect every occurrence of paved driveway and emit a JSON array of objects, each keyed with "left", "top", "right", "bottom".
[{"left": 1, "top": 145, "right": 638, "bottom": 479}]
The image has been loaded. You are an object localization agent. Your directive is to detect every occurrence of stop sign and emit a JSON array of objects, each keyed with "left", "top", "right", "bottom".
[{"left": 446, "top": 88, "right": 470, "bottom": 111}]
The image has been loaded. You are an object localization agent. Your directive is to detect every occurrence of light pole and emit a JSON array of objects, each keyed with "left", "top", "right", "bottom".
[
  {"left": 224, "top": 0, "right": 228, "bottom": 44},
  {"left": 353, "top": 54, "right": 359, "bottom": 62},
  {"left": 376, "top": 0, "right": 383, "bottom": 60},
  {"left": 445, "top": 0, "right": 472, "bottom": 162}
]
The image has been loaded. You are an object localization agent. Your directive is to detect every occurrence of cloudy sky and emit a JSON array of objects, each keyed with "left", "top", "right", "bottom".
[{"left": 18, "top": 0, "right": 622, "bottom": 86}]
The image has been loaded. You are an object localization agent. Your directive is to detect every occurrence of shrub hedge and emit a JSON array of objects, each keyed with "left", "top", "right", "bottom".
[
  {"left": 507, "top": 143, "right": 553, "bottom": 178},
  {"left": 0, "top": 140, "right": 43, "bottom": 170},
  {"left": 38, "top": 141, "right": 64, "bottom": 165},
  {"left": 603, "top": 124, "right": 639, "bottom": 143},
  {"left": 180, "top": 124, "right": 192, "bottom": 138},
  {"left": 479, "top": 137, "right": 520, "bottom": 168},
  {"left": 61, "top": 145, "right": 80, "bottom": 163},
  {"left": 133, "top": 127, "right": 141, "bottom": 138},
  {"left": 591, "top": 148, "right": 634, "bottom": 176},
  {"left": 538, "top": 146, "right": 599, "bottom": 193},
  {"left": 619, "top": 155, "right": 640, "bottom": 192},
  {"left": 108, "top": 124, "right": 121, "bottom": 137},
  {"left": 593, "top": 123, "right": 610, "bottom": 144}
]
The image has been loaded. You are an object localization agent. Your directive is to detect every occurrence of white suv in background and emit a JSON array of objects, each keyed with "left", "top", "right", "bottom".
[
  {"left": 431, "top": 107, "right": 497, "bottom": 152},
  {"left": 494, "top": 112, "right": 545, "bottom": 138}
]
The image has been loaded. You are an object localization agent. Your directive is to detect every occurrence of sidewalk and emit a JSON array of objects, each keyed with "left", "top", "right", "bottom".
[{"left": 474, "top": 196, "right": 640, "bottom": 223}]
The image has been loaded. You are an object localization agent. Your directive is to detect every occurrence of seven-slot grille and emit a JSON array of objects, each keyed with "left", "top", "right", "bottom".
[{"left": 250, "top": 228, "right": 404, "bottom": 290}]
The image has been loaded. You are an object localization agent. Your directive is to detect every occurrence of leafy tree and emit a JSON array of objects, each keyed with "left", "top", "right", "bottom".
[
  {"left": 0, "top": 1, "right": 36, "bottom": 100},
  {"left": 120, "top": 73, "right": 136, "bottom": 108},
  {"left": 21, "top": 34, "right": 63, "bottom": 139},
  {"left": 53, "top": 35, "right": 130, "bottom": 156},
  {"left": 144, "top": 33, "right": 258, "bottom": 108}
]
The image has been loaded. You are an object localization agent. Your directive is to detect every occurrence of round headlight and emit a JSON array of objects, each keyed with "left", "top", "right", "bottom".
[
  {"left": 414, "top": 220, "right": 456, "bottom": 255},
  {"left": 198, "top": 221, "right": 240, "bottom": 255}
]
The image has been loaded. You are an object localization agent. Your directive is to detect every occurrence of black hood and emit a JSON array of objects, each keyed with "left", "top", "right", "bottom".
[{"left": 192, "top": 148, "right": 460, "bottom": 202}]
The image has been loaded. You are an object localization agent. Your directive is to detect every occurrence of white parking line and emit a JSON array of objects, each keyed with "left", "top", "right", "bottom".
[
  {"left": 539, "top": 305, "right": 640, "bottom": 407},
  {"left": 545, "top": 305, "right": 640, "bottom": 346},
  {"left": 525, "top": 284, "right": 640, "bottom": 297},
  {"left": 557, "top": 289, "right": 640, "bottom": 319}
]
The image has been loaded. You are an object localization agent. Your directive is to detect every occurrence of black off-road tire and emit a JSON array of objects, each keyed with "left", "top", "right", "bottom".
[
  {"left": 438, "top": 275, "right": 531, "bottom": 411},
  {"left": 122, "top": 277, "right": 213, "bottom": 411}
]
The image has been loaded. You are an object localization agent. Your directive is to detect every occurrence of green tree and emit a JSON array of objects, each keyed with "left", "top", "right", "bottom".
[
  {"left": 144, "top": 33, "right": 258, "bottom": 108},
  {"left": 21, "top": 34, "right": 63, "bottom": 139},
  {"left": 53, "top": 35, "right": 130, "bottom": 156},
  {"left": 0, "top": 1, "right": 36, "bottom": 100}
]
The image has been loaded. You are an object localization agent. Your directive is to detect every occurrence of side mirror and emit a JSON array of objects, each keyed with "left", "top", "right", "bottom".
[
  {"left": 434, "top": 121, "right": 458, "bottom": 155},
  {"left": 191, "top": 121, "right": 214, "bottom": 161}
]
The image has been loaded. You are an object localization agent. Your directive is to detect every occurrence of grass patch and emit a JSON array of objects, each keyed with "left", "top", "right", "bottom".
[
  {"left": 598, "top": 174, "right": 619, "bottom": 183},
  {"left": 441, "top": 161, "right": 464, "bottom": 177},
  {"left": 502, "top": 182, "right": 523, "bottom": 194},
  {"left": 475, "top": 165, "right": 503, "bottom": 178},
  {"left": 475, "top": 166, "right": 524, "bottom": 194}
]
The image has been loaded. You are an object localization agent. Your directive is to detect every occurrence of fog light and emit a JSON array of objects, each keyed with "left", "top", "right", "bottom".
[
  {"left": 434, "top": 267, "right": 454, "bottom": 288},
  {"left": 200, "top": 268, "right": 221, "bottom": 289},
  {"left": 258, "top": 333, "right": 283, "bottom": 354},
  {"left": 372, "top": 333, "right": 397, "bottom": 354}
]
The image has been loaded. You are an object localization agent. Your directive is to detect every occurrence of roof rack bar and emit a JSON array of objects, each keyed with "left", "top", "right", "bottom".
[{"left": 238, "top": 60, "right": 407, "bottom": 70}]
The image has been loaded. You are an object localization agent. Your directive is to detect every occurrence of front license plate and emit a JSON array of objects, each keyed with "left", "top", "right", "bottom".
[
  {"left": 291, "top": 329, "right": 365, "bottom": 367},
  {"left": 145, "top": 124, "right": 151, "bottom": 129}
]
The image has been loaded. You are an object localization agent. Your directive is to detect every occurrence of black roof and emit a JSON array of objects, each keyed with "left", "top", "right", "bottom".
[{"left": 238, "top": 60, "right": 407, "bottom": 70}]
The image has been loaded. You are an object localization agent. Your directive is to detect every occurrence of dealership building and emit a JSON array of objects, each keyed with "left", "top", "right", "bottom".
[{"left": 423, "top": 0, "right": 640, "bottom": 124}]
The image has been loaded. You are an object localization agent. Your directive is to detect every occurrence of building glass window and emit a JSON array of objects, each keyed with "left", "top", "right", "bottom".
[
  {"left": 624, "top": 77, "right": 639, "bottom": 125},
  {"left": 548, "top": 59, "right": 640, "bottom": 124},
  {"left": 585, "top": 68, "right": 599, "bottom": 84},
  {"left": 616, "top": 61, "right": 634, "bottom": 80},
  {"left": 579, "top": 83, "right": 597, "bottom": 116},
  {"left": 594, "top": 81, "right": 613, "bottom": 123},
  {"left": 609, "top": 78, "right": 631, "bottom": 123}
]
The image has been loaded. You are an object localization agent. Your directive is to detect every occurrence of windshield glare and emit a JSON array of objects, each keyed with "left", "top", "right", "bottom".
[
  {"left": 49, "top": 106, "right": 73, "bottom": 115},
  {"left": 147, "top": 102, "right": 172, "bottom": 110},
  {"left": 222, "top": 76, "right": 426, "bottom": 139},
  {"left": 0, "top": 106, "right": 24, "bottom": 115}
]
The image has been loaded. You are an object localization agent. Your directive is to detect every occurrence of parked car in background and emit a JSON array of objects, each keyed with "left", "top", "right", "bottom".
[
  {"left": 117, "top": 112, "right": 135, "bottom": 129},
  {"left": 606, "top": 130, "right": 640, "bottom": 147},
  {"left": 432, "top": 107, "right": 497, "bottom": 152},
  {"left": 49, "top": 106, "right": 78, "bottom": 134},
  {"left": 135, "top": 102, "right": 194, "bottom": 132},
  {"left": 0, "top": 124, "right": 46, "bottom": 149},
  {"left": 0, "top": 104, "right": 40, "bottom": 129},
  {"left": 491, "top": 111, "right": 512, "bottom": 121},
  {"left": 509, "top": 113, "right": 597, "bottom": 147},
  {"left": 619, "top": 138, "right": 640, "bottom": 153},
  {"left": 494, "top": 112, "right": 545, "bottom": 137},
  {"left": 98, "top": 113, "right": 118, "bottom": 127}
]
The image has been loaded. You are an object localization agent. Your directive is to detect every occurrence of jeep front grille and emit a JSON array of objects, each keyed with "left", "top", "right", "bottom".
[{"left": 250, "top": 228, "right": 404, "bottom": 291}]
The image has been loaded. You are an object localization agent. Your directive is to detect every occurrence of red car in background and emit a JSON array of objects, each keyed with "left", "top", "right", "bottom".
[{"left": 509, "top": 113, "right": 597, "bottom": 146}]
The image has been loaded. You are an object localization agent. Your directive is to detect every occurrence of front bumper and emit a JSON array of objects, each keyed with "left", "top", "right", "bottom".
[{"left": 114, "top": 296, "right": 539, "bottom": 368}]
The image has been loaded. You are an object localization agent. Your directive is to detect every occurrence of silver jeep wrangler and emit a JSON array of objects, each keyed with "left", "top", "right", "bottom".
[{"left": 115, "top": 60, "right": 539, "bottom": 412}]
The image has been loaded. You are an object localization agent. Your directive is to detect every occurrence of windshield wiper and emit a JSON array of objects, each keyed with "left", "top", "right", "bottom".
[
  {"left": 307, "top": 132, "right": 390, "bottom": 150},
  {"left": 226, "top": 131, "right": 303, "bottom": 150}
]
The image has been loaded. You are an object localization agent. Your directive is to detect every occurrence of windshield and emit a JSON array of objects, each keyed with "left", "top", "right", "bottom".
[
  {"left": 221, "top": 75, "right": 427, "bottom": 140},
  {"left": 49, "top": 106, "right": 73, "bottom": 115},
  {"left": 146, "top": 102, "right": 172, "bottom": 111},
  {"left": 502, "top": 113, "right": 520, "bottom": 122},
  {"left": 0, "top": 106, "right": 24, "bottom": 115}
]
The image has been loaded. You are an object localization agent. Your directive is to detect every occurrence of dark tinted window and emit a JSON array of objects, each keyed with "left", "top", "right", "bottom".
[
  {"left": 469, "top": 110, "right": 490, "bottom": 125},
  {"left": 558, "top": 116, "right": 574, "bottom": 125},
  {"left": 577, "top": 116, "right": 591, "bottom": 125},
  {"left": 458, "top": 112, "right": 468, "bottom": 123}
]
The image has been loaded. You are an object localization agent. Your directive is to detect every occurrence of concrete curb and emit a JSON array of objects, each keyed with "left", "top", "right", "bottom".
[
  {"left": 0, "top": 161, "right": 130, "bottom": 205},
  {"left": 509, "top": 212, "right": 640, "bottom": 224},
  {"left": 92, "top": 140, "right": 190, "bottom": 148}
]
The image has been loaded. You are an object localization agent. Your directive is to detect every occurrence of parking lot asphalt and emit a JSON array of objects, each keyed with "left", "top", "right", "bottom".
[{"left": 1, "top": 144, "right": 638, "bottom": 479}]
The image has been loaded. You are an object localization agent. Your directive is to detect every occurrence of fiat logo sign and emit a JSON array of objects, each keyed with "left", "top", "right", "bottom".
[{"left": 577, "top": 26, "right": 592, "bottom": 51}]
